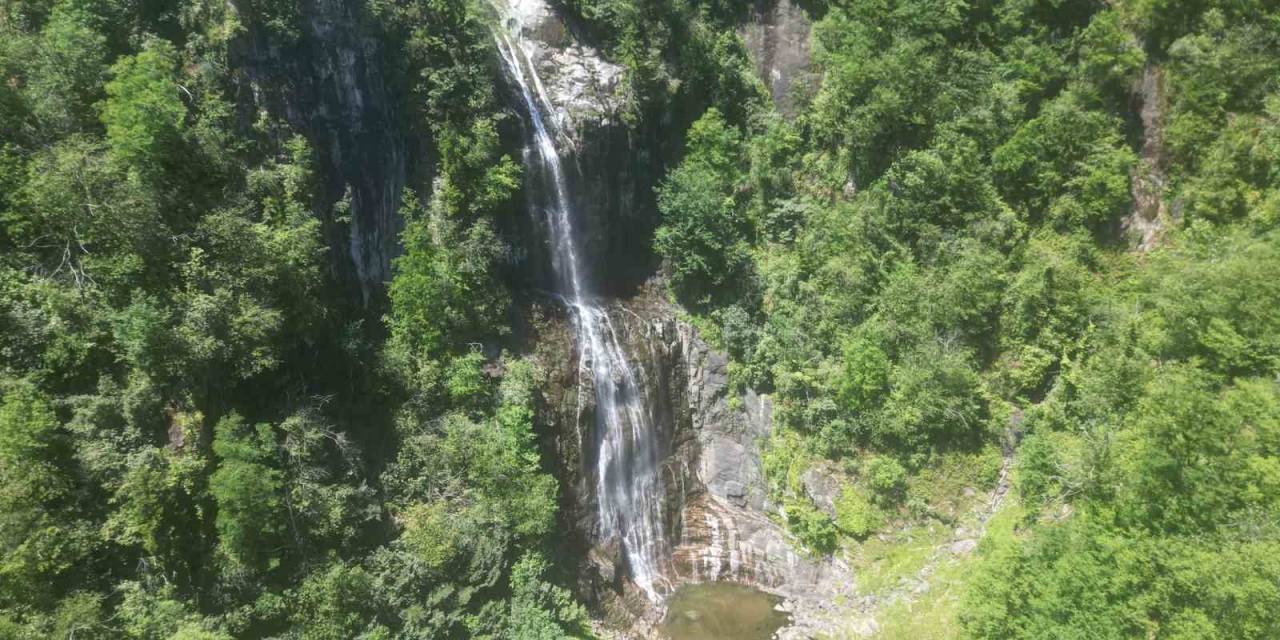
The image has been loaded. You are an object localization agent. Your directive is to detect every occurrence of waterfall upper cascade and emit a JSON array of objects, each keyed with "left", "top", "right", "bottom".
[{"left": 494, "top": 15, "right": 671, "bottom": 601}]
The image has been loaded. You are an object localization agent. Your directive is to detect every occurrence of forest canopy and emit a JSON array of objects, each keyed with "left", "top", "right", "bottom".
[
  {"left": 1, "top": 0, "right": 1279, "bottom": 638},
  {"left": 0, "top": 0, "right": 588, "bottom": 637},
  {"left": 644, "top": 0, "right": 1280, "bottom": 637}
]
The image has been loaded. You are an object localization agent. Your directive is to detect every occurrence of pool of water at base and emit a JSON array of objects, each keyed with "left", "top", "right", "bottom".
[{"left": 658, "top": 583, "right": 791, "bottom": 640}]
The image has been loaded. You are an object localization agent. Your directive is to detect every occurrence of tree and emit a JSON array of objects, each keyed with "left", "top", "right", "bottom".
[
  {"left": 878, "top": 341, "right": 988, "bottom": 452},
  {"left": 992, "top": 91, "right": 1134, "bottom": 229},
  {"left": 655, "top": 108, "right": 750, "bottom": 307},
  {"left": 27, "top": 4, "right": 108, "bottom": 134},
  {"left": 501, "top": 552, "right": 592, "bottom": 640},
  {"left": 101, "top": 38, "right": 185, "bottom": 173},
  {"left": 105, "top": 447, "right": 205, "bottom": 584},
  {"left": 0, "top": 379, "right": 94, "bottom": 609},
  {"left": 386, "top": 123, "right": 515, "bottom": 367},
  {"left": 289, "top": 562, "right": 388, "bottom": 640},
  {"left": 210, "top": 413, "right": 283, "bottom": 576},
  {"left": 837, "top": 325, "right": 890, "bottom": 414},
  {"left": 0, "top": 378, "right": 59, "bottom": 462}
]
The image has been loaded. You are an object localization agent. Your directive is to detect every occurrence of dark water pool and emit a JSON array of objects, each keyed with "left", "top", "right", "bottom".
[{"left": 659, "top": 583, "right": 790, "bottom": 640}]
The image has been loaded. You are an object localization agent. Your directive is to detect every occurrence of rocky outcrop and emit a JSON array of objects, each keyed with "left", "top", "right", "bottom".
[
  {"left": 530, "top": 284, "right": 852, "bottom": 635},
  {"left": 230, "top": 0, "right": 408, "bottom": 304},
  {"left": 741, "top": 0, "right": 816, "bottom": 117},
  {"left": 1126, "top": 64, "right": 1175, "bottom": 251},
  {"left": 504, "top": 0, "right": 627, "bottom": 139},
  {"left": 667, "top": 314, "right": 855, "bottom": 637}
]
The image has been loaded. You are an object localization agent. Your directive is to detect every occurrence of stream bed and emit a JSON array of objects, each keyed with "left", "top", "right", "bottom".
[{"left": 659, "top": 583, "right": 791, "bottom": 640}]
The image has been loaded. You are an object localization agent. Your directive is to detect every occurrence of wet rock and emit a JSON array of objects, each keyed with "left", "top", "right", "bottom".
[
  {"left": 666, "top": 309, "right": 857, "bottom": 635},
  {"left": 740, "top": 0, "right": 817, "bottom": 117},
  {"left": 498, "top": 0, "right": 667, "bottom": 296},
  {"left": 505, "top": 0, "right": 626, "bottom": 138},
  {"left": 540, "top": 289, "right": 855, "bottom": 634},
  {"left": 590, "top": 537, "right": 624, "bottom": 584},
  {"left": 680, "top": 323, "right": 772, "bottom": 512}
]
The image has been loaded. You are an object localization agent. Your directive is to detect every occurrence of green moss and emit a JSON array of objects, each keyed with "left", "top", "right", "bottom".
[
  {"left": 761, "top": 428, "right": 813, "bottom": 499},
  {"left": 867, "top": 502, "right": 1027, "bottom": 639},
  {"left": 907, "top": 445, "right": 1004, "bottom": 516}
]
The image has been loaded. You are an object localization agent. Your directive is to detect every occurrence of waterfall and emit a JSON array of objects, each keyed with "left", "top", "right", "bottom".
[{"left": 493, "top": 17, "right": 670, "bottom": 601}]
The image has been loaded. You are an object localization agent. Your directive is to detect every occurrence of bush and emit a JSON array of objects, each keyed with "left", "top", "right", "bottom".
[
  {"left": 878, "top": 341, "right": 988, "bottom": 451},
  {"left": 1014, "top": 432, "right": 1065, "bottom": 513},
  {"left": 785, "top": 499, "right": 839, "bottom": 554},
  {"left": 864, "top": 456, "right": 907, "bottom": 505},
  {"left": 835, "top": 486, "right": 884, "bottom": 539}
]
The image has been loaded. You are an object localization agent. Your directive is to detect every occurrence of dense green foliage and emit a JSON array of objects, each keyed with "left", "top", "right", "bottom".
[
  {"left": 0, "top": 0, "right": 589, "bottom": 637},
  {"left": 653, "top": 0, "right": 1280, "bottom": 637},
  {"left": 3, "top": 0, "right": 1279, "bottom": 636}
]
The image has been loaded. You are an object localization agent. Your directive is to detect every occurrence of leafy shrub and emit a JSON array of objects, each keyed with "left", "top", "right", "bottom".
[
  {"left": 785, "top": 499, "right": 839, "bottom": 554},
  {"left": 1014, "top": 432, "right": 1065, "bottom": 513},
  {"left": 835, "top": 486, "right": 884, "bottom": 539},
  {"left": 864, "top": 456, "right": 907, "bottom": 505}
]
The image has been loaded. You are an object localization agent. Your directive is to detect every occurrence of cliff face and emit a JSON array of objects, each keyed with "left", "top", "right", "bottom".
[
  {"left": 670, "top": 324, "right": 831, "bottom": 589},
  {"left": 223, "top": 0, "right": 839, "bottom": 629},
  {"left": 741, "top": 0, "right": 816, "bottom": 118},
  {"left": 230, "top": 0, "right": 409, "bottom": 303},
  {"left": 529, "top": 284, "right": 851, "bottom": 634},
  {"left": 1126, "top": 63, "right": 1174, "bottom": 251},
  {"left": 668, "top": 318, "right": 856, "bottom": 638},
  {"left": 222, "top": 0, "right": 810, "bottom": 304},
  {"left": 218, "top": 0, "right": 822, "bottom": 303}
]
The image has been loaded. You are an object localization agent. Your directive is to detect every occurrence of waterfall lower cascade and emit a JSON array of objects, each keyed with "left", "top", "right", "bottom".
[{"left": 494, "top": 18, "right": 670, "bottom": 601}]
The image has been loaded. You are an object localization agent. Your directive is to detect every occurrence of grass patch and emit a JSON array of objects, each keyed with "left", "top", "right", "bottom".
[
  {"left": 847, "top": 523, "right": 948, "bottom": 594},
  {"left": 907, "top": 444, "right": 1003, "bottom": 520},
  {"left": 871, "top": 499, "right": 1025, "bottom": 639}
]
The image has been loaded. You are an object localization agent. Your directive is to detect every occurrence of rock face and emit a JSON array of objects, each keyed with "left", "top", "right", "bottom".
[
  {"left": 666, "top": 315, "right": 854, "bottom": 614},
  {"left": 1126, "top": 64, "right": 1175, "bottom": 251},
  {"left": 504, "top": 1, "right": 849, "bottom": 633},
  {"left": 504, "top": 0, "right": 627, "bottom": 137},
  {"left": 230, "top": 0, "right": 408, "bottom": 303},
  {"left": 741, "top": 0, "right": 816, "bottom": 117},
  {"left": 531, "top": 286, "right": 852, "bottom": 635}
]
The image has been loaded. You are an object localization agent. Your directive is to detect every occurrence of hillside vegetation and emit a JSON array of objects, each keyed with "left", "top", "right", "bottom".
[
  {"left": 0, "top": 0, "right": 1278, "bottom": 638},
  {"left": 0, "top": 0, "right": 590, "bottom": 637},
  {"left": 635, "top": 0, "right": 1280, "bottom": 637}
]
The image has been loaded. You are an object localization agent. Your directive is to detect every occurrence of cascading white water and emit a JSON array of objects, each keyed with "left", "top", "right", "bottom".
[{"left": 493, "top": 16, "right": 669, "bottom": 601}]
